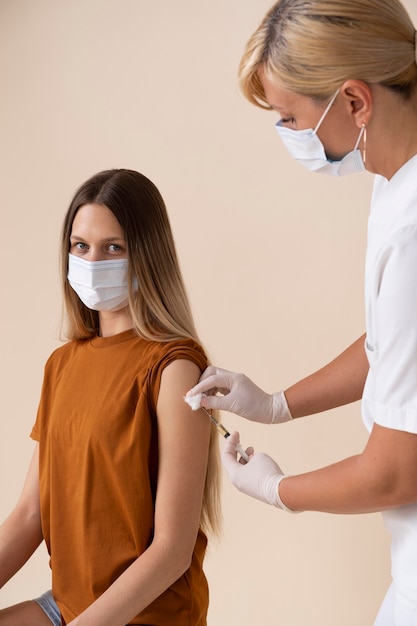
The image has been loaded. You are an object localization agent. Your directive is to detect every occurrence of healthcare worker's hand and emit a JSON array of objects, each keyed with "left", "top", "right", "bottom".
[
  {"left": 222, "top": 432, "right": 293, "bottom": 511},
  {"left": 186, "top": 366, "right": 292, "bottom": 424}
]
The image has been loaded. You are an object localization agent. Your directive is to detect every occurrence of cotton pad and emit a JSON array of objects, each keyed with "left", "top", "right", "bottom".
[{"left": 184, "top": 393, "right": 204, "bottom": 411}]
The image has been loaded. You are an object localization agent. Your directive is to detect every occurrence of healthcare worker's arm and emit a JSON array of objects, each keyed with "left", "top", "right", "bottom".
[
  {"left": 285, "top": 333, "right": 368, "bottom": 418},
  {"left": 187, "top": 333, "right": 368, "bottom": 423},
  {"left": 67, "top": 359, "right": 211, "bottom": 626},
  {"left": 0, "top": 445, "right": 44, "bottom": 587},
  {"left": 224, "top": 424, "right": 417, "bottom": 514}
]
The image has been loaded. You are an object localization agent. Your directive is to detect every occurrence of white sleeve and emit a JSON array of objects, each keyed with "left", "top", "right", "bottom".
[{"left": 369, "top": 225, "right": 417, "bottom": 433}]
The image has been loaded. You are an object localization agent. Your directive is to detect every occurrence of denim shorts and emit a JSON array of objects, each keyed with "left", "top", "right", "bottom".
[{"left": 34, "top": 590, "right": 61, "bottom": 626}]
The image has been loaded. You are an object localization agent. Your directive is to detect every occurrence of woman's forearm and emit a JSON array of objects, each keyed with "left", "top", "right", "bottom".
[
  {"left": 0, "top": 505, "right": 43, "bottom": 587},
  {"left": 285, "top": 333, "right": 368, "bottom": 418},
  {"left": 69, "top": 537, "right": 195, "bottom": 626},
  {"left": 0, "top": 447, "right": 43, "bottom": 588}
]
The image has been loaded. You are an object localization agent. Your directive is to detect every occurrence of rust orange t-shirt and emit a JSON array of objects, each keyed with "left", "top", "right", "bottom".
[{"left": 31, "top": 329, "right": 209, "bottom": 625}]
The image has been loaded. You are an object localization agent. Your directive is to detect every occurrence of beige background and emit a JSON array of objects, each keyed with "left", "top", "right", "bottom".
[{"left": 1, "top": 1, "right": 416, "bottom": 624}]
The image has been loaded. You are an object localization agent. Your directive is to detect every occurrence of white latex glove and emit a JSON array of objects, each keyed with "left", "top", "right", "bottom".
[
  {"left": 186, "top": 366, "right": 292, "bottom": 424},
  {"left": 222, "top": 432, "right": 293, "bottom": 511}
]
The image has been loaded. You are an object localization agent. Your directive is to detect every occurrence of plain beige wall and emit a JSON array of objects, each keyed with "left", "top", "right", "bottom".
[{"left": 1, "top": 1, "right": 417, "bottom": 624}]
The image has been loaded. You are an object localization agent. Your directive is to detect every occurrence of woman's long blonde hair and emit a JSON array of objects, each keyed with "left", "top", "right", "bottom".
[
  {"left": 60, "top": 168, "right": 221, "bottom": 536},
  {"left": 239, "top": 0, "right": 417, "bottom": 106}
]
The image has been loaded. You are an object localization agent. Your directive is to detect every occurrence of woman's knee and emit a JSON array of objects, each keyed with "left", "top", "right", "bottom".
[{"left": 0, "top": 600, "right": 55, "bottom": 626}]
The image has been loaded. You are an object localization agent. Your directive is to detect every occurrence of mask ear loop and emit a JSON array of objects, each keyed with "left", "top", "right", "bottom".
[
  {"left": 353, "top": 123, "right": 367, "bottom": 164},
  {"left": 360, "top": 123, "right": 367, "bottom": 164},
  {"left": 314, "top": 88, "right": 340, "bottom": 134}
]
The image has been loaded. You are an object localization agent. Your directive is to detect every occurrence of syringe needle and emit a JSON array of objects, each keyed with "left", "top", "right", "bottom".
[{"left": 200, "top": 408, "right": 250, "bottom": 463}]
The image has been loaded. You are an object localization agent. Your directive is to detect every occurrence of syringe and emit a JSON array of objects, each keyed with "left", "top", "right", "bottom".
[{"left": 200, "top": 407, "right": 250, "bottom": 463}]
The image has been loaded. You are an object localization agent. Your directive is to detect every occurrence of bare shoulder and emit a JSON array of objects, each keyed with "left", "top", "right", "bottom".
[{"left": 159, "top": 359, "right": 202, "bottom": 402}]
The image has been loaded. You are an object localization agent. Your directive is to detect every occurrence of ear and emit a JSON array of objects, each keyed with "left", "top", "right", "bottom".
[{"left": 339, "top": 80, "right": 373, "bottom": 128}]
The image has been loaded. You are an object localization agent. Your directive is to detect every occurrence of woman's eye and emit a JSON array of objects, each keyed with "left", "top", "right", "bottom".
[
  {"left": 72, "top": 242, "right": 88, "bottom": 251},
  {"left": 108, "top": 244, "right": 123, "bottom": 252},
  {"left": 279, "top": 117, "right": 296, "bottom": 126}
]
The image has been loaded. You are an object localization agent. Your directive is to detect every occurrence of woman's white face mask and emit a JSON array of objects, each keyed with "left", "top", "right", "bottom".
[
  {"left": 275, "top": 89, "right": 365, "bottom": 176},
  {"left": 68, "top": 253, "right": 132, "bottom": 312}
]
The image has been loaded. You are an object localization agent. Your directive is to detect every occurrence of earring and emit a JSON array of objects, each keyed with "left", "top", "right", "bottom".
[{"left": 361, "top": 123, "right": 367, "bottom": 164}]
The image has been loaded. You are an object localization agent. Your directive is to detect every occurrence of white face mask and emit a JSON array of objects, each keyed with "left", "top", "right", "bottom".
[
  {"left": 68, "top": 253, "right": 132, "bottom": 312},
  {"left": 275, "top": 89, "right": 365, "bottom": 176}
]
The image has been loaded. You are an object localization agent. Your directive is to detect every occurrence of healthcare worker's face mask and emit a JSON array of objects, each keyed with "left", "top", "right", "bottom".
[
  {"left": 275, "top": 89, "right": 366, "bottom": 176},
  {"left": 68, "top": 253, "right": 133, "bottom": 312}
]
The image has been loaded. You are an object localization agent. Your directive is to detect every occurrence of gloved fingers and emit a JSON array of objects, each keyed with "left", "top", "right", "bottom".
[
  {"left": 249, "top": 452, "right": 283, "bottom": 475},
  {"left": 237, "top": 445, "right": 254, "bottom": 465},
  {"left": 223, "top": 430, "right": 240, "bottom": 453},
  {"left": 187, "top": 368, "right": 277, "bottom": 424},
  {"left": 199, "top": 365, "right": 222, "bottom": 383},
  {"left": 222, "top": 444, "right": 284, "bottom": 505},
  {"left": 186, "top": 367, "right": 236, "bottom": 399},
  {"left": 183, "top": 390, "right": 234, "bottom": 413},
  {"left": 200, "top": 393, "right": 232, "bottom": 411},
  {"left": 221, "top": 431, "right": 242, "bottom": 474}
]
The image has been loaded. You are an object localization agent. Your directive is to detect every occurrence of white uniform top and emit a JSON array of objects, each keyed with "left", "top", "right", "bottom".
[{"left": 362, "top": 154, "right": 417, "bottom": 613}]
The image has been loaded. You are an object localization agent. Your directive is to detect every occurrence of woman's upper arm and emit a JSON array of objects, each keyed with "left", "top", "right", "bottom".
[
  {"left": 154, "top": 359, "right": 211, "bottom": 557},
  {"left": 14, "top": 445, "right": 40, "bottom": 513}
]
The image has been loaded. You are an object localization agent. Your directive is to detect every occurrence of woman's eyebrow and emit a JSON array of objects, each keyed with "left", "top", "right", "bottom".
[
  {"left": 70, "top": 234, "right": 126, "bottom": 242},
  {"left": 269, "top": 103, "right": 288, "bottom": 114}
]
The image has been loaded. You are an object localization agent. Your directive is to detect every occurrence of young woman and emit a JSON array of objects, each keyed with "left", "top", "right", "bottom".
[
  {"left": 187, "top": 0, "right": 417, "bottom": 623},
  {"left": 0, "top": 168, "right": 221, "bottom": 626}
]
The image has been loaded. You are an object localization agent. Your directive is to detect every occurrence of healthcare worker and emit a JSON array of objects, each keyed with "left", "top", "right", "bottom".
[{"left": 187, "top": 0, "right": 417, "bottom": 623}]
